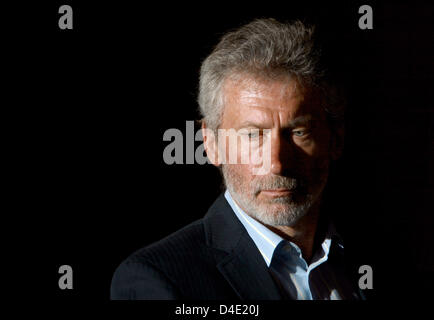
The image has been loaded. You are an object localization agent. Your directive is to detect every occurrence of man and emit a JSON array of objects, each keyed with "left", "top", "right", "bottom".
[{"left": 111, "top": 18, "right": 364, "bottom": 300}]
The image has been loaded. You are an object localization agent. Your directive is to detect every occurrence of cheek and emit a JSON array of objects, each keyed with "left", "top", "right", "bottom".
[
  {"left": 307, "top": 146, "right": 331, "bottom": 182},
  {"left": 228, "top": 163, "right": 251, "bottom": 181},
  {"left": 296, "top": 137, "right": 331, "bottom": 176},
  {"left": 302, "top": 128, "right": 331, "bottom": 159},
  {"left": 296, "top": 139, "right": 317, "bottom": 156},
  {"left": 235, "top": 163, "right": 258, "bottom": 188}
]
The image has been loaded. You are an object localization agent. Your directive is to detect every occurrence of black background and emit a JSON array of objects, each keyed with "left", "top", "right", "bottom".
[{"left": 8, "top": 0, "right": 433, "bottom": 310}]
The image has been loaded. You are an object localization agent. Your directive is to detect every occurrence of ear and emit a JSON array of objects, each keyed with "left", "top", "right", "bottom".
[
  {"left": 330, "top": 124, "right": 345, "bottom": 161},
  {"left": 201, "top": 121, "right": 221, "bottom": 167}
]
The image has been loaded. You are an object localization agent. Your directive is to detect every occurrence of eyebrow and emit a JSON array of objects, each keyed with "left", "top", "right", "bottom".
[
  {"left": 237, "top": 121, "right": 272, "bottom": 130},
  {"left": 287, "top": 115, "right": 312, "bottom": 128},
  {"left": 237, "top": 115, "right": 312, "bottom": 130}
]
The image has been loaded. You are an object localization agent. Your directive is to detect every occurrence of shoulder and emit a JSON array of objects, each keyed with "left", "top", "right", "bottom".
[
  {"left": 110, "top": 218, "right": 224, "bottom": 299},
  {"left": 124, "top": 193, "right": 233, "bottom": 268},
  {"left": 110, "top": 194, "right": 239, "bottom": 299},
  {"left": 126, "top": 219, "right": 208, "bottom": 268}
]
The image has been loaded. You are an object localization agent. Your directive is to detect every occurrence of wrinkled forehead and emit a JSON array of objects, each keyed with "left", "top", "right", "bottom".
[{"left": 221, "top": 73, "right": 325, "bottom": 126}]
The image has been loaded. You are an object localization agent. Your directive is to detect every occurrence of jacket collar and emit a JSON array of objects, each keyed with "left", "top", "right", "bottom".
[{"left": 203, "top": 193, "right": 285, "bottom": 300}]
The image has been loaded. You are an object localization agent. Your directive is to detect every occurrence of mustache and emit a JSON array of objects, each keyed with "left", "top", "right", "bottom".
[{"left": 252, "top": 175, "right": 306, "bottom": 195}]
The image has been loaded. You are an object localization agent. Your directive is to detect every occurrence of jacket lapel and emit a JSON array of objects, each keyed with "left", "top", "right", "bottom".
[{"left": 203, "top": 194, "right": 285, "bottom": 300}]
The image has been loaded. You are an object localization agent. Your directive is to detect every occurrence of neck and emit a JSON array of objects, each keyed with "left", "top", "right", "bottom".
[{"left": 266, "top": 202, "right": 321, "bottom": 263}]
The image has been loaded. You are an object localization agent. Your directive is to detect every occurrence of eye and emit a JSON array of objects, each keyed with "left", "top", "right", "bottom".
[
  {"left": 293, "top": 129, "right": 306, "bottom": 137},
  {"left": 248, "top": 131, "right": 260, "bottom": 138},
  {"left": 246, "top": 129, "right": 261, "bottom": 139}
]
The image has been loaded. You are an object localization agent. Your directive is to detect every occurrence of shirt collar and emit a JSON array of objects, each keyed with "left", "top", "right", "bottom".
[
  {"left": 224, "top": 190, "right": 344, "bottom": 267},
  {"left": 225, "top": 190, "right": 283, "bottom": 266}
]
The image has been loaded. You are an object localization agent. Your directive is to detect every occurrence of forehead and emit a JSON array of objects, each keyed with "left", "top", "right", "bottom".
[{"left": 222, "top": 74, "right": 323, "bottom": 126}]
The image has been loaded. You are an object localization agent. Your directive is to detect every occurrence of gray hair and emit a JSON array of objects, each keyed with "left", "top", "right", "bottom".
[{"left": 198, "top": 18, "right": 345, "bottom": 132}]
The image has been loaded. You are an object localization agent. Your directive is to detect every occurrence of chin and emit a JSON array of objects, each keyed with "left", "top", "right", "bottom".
[{"left": 253, "top": 203, "right": 308, "bottom": 227}]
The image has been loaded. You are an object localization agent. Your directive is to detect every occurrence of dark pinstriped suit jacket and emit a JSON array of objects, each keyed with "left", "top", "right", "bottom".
[
  {"left": 111, "top": 193, "right": 286, "bottom": 299},
  {"left": 110, "top": 193, "right": 360, "bottom": 300}
]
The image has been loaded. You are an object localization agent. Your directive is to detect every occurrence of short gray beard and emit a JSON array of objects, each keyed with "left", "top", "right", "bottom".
[{"left": 222, "top": 165, "right": 326, "bottom": 227}]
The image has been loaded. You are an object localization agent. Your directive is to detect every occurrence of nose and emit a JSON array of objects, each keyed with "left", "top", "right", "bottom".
[{"left": 270, "top": 130, "right": 294, "bottom": 175}]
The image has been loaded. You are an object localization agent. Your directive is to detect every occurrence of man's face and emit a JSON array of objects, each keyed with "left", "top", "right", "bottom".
[{"left": 218, "top": 74, "right": 334, "bottom": 227}]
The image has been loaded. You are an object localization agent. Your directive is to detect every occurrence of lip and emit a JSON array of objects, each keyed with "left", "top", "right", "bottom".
[{"left": 260, "top": 189, "right": 292, "bottom": 197}]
